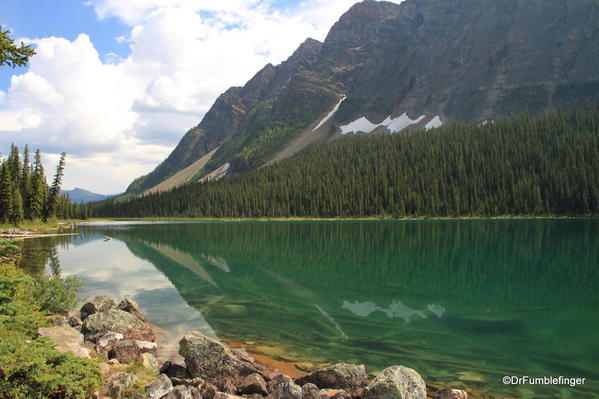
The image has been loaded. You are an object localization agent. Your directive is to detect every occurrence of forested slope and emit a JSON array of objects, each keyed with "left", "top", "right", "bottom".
[{"left": 95, "top": 107, "right": 599, "bottom": 218}]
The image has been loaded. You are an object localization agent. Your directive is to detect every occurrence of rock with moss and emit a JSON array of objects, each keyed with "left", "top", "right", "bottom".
[
  {"left": 363, "top": 366, "right": 426, "bottom": 399},
  {"left": 302, "top": 383, "right": 320, "bottom": 399},
  {"left": 296, "top": 363, "right": 368, "bottom": 391},
  {"left": 273, "top": 380, "right": 303, "bottom": 399},
  {"left": 146, "top": 374, "right": 174, "bottom": 399},
  {"left": 118, "top": 296, "right": 148, "bottom": 322},
  {"left": 81, "top": 309, "right": 155, "bottom": 343},
  {"left": 106, "top": 372, "right": 138, "bottom": 399},
  {"left": 80, "top": 295, "right": 116, "bottom": 321},
  {"left": 179, "top": 331, "right": 258, "bottom": 383},
  {"left": 111, "top": 339, "right": 157, "bottom": 363}
]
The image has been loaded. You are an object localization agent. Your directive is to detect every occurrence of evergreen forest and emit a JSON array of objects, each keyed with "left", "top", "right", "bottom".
[
  {"left": 94, "top": 107, "right": 599, "bottom": 218},
  {"left": 0, "top": 145, "right": 90, "bottom": 224}
]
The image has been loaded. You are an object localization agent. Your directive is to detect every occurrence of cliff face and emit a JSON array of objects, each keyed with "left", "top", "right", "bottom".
[{"left": 127, "top": 0, "right": 599, "bottom": 194}]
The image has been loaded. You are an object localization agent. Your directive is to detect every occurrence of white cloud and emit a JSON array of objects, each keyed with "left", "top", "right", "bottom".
[{"left": 0, "top": 0, "right": 403, "bottom": 193}]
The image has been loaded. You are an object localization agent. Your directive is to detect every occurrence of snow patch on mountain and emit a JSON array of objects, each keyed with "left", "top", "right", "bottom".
[
  {"left": 425, "top": 116, "right": 443, "bottom": 130},
  {"left": 313, "top": 96, "right": 346, "bottom": 131},
  {"left": 340, "top": 113, "right": 426, "bottom": 135}
]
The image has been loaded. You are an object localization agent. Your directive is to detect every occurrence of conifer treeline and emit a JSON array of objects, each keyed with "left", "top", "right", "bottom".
[
  {"left": 0, "top": 145, "right": 90, "bottom": 224},
  {"left": 95, "top": 107, "right": 599, "bottom": 218}
]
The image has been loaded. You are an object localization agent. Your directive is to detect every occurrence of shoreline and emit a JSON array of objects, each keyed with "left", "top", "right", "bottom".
[{"left": 84, "top": 215, "right": 598, "bottom": 223}]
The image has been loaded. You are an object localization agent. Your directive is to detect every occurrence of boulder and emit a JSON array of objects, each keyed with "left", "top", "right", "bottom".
[
  {"left": 363, "top": 366, "right": 426, "bottom": 399},
  {"left": 82, "top": 309, "right": 155, "bottom": 343},
  {"left": 200, "top": 382, "right": 219, "bottom": 399},
  {"left": 117, "top": 296, "right": 148, "bottom": 322},
  {"left": 267, "top": 374, "right": 293, "bottom": 394},
  {"left": 161, "top": 360, "right": 192, "bottom": 379},
  {"left": 37, "top": 326, "right": 90, "bottom": 359},
  {"left": 179, "top": 332, "right": 258, "bottom": 383},
  {"left": 213, "top": 393, "right": 245, "bottom": 399},
  {"left": 80, "top": 295, "right": 116, "bottom": 321},
  {"left": 169, "top": 385, "right": 203, "bottom": 399},
  {"left": 170, "top": 377, "right": 205, "bottom": 387},
  {"left": 67, "top": 308, "right": 82, "bottom": 327},
  {"left": 96, "top": 332, "right": 125, "bottom": 359},
  {"left": 302, "top": 383, "right": 320, "bottom": 399},
  {"left": 436, "top": 388, "right": 468, "bottom": 399},
  {"left": 273, "top": 380, "right": 302, "bottom": 399},
  {"left": 106, "top": 372, "right": 138, "bottom": 399},
  {"left": 146, "top": 374, "right": 174, "bottom": 399},
  {"left": 296, "top": 363, "right": 368, "bottom": 391},
  {"left": 141, "top": 353, "right": 159, "bottom": 373},
  {"left": 238, "top": 373, "right": 268, "bottom": 395},
  {"left": 111, "top": 339, "right": 157, "bottom": 363}
]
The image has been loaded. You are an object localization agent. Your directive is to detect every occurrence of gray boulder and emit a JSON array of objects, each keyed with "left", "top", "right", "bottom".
[
  {"left": 301, "top": 383, "right": 320, "bottom": 399},
  {"left": 296, "top": 363, "right": 368, "bottom": 391},
  {"left": 96, "top": 331, "right": 125, "bottom": 359},
  {"left": 168, "top": 385, "right": 203, "bottom": 399},
  {"left": 80, "top": 295, "right": 116, "bottom": 321},
  {"left": 179, "top": 331, "right": 258, "bottom": 382},
  {"left": 145, "top": 374, "right": 174, "bottom": 399},
  {"left": 238, "top": 373, "right": 268, "bottom": 395},
  {"left": 111, "top": 339, "right": 157, "bottom": 363},
  {"left": 37, "top": 326, "right": 90, "bottom": 359},
  {"left": 82, "top": 309, "right": 155, "bottom": 343},
  {"left": 363, "top": 366, "right": 426, "bottom": 399},
  {"left": 106, "top": 372, "right": 138, "bottom": 399},
  {"left": 273, "top": 380, "right": 302, "bottom": 399},
  {"left": 118, "top": 296, "right": 148, "bottom": 322},
  {"left": 213, "top": 393, "right": 245, "bottom": 399}
]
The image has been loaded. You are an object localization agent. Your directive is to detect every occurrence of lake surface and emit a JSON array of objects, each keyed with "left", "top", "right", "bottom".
[{"left": 20, "top": 220, "right": 599, "bottom": 398}]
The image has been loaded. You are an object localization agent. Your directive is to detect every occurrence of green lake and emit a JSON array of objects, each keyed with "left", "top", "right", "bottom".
[{"left": 20, "top": 220, "right": 599, "bottom": 398}]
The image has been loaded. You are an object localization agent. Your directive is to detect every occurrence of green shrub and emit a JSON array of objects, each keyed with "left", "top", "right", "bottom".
[
  {"left": 0, "top": 262, "right": 101, "bottom": 398},
  {"left": 32, "top": 275, "right": 83, "bottom": 314}
]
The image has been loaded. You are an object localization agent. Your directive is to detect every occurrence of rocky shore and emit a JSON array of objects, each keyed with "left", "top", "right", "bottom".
[{"left": 43, "top": 295, "right": 469, "bottom": 399}]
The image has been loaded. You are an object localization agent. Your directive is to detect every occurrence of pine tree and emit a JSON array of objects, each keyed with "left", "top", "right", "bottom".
[
  {"left": 43, "top": 152, "right": 66, "bottom": 222},
  {"left": 21, "top": 145, "right": 31, "bottom": 217},
  {"left": 29, "top": 149, "right": 47, "bottom": 220}
]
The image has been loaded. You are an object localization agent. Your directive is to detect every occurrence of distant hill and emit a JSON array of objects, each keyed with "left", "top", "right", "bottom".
[
  {"left": 62, "top": 187, "right": 110, "bottom": 203},
  {"left": 125, "top": 0, "right": 599, "bottom": 195}
]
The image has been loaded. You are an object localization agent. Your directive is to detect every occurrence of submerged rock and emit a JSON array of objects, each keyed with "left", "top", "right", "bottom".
[
  {"left": 296, "top": 363, "right": 368, "bottom": 391},
  {"left": 146, "top": 374, "right": 174, "bottom": 399},
  {"left": 37, "top": 326, "right": 90, "bottom": 359},
  {"left": 80, "top": 295, "right": 116, "bottom": 321},
  {"left": 118, "top": 296, "right": 148, "bottom": 322},
  {"left": 82, "top": 309, "right": 155, "bottom": 343},
  {"left": 179, "top": 331, "right": 258, "bottom": 382},
  {"left": 363, "top": 366, "right": 426, "bottom": 399},
  {"left": 436, "top": 388, "right": 468, "bottom": 399}
]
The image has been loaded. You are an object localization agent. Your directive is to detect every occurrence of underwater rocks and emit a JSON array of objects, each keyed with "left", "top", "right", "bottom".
[{"left": 52, "top": 295, "right": 470, "bottom": 399}]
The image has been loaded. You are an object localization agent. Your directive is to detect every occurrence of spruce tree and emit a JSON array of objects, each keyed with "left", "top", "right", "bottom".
[
  {"left": 21, "top": 145, "right": 31, "bottom": 217},
  {"left": 29, "top": 149, "right": 46, "bottom": 220},
  {"left": 43, "top": 152, "right": 66, "bottom": 222}
]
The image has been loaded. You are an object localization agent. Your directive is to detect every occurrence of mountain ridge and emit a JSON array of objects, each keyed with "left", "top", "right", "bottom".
[{"left": 126, "top": 0, "right": 599, "bottom": 195}]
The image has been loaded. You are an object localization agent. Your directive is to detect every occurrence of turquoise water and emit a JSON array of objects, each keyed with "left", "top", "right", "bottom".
[{"left": 21, "top": 220, "right": 599, "bottom": 398}]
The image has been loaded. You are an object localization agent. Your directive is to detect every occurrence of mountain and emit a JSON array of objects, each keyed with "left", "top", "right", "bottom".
[
  {"left": 62, "top": 187, "right": 109, "bottom": 203},
  {"left": 126, "top": 0, "right": 599, "bottom": 195}
]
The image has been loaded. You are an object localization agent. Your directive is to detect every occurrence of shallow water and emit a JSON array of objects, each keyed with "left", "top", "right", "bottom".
[{"left": 20, "top": 220, "right": 599, "bottom": 398}]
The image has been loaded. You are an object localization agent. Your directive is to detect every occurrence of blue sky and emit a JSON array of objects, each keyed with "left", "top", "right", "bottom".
[{"left": 0, "top": 0, "right": 398, "bottom": 193}]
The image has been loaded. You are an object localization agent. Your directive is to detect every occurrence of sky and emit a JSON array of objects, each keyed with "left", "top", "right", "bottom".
[{"left": 0, "top": 0, "right": 401, "bottom": 194}]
